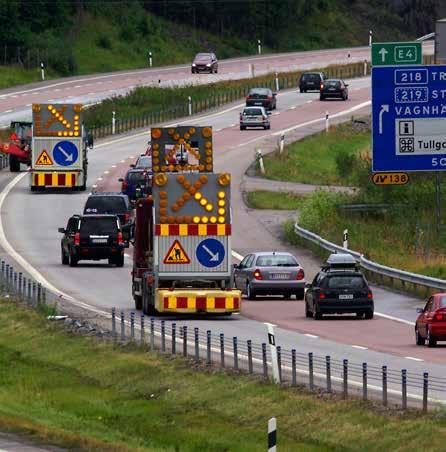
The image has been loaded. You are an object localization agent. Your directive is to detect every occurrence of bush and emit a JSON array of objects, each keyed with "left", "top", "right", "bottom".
[
  {"left": 96, "top": 35, "right": 112, "bottom": 50},
  {"left": 335, "top": 151, "right": 356, "bottom": 179}
]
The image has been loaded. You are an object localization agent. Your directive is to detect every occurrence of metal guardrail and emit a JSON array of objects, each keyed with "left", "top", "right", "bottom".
[{"left": 294, "top": 223, "right": 446, "bottom": 292}]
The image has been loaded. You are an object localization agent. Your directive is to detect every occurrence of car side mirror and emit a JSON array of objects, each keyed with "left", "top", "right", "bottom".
[
  {"left": 87, "top": 133, "right": 94, "bottom": 149},
  {"left": 344, "top": 83, "right": 349, "bottom": 87},
  {"left": 416, "top": 308, "right": 424, "bottom": 313},
  {"left": 58, "top": 227, "right": 66, "bottom": 234},
  {"left": 118, "top": 178, "right": 124, "bottom": 182},
  {"left": 233, "top": 263, "right": 239, "bottom": 269},
  {"left": 267, "top": 111, "right": 272, "bottom": 115},
  {"left": 129, "top": 164, "right": 135, "bottom": 168},
  {"left": 272, "top": 92, "right": 277, "bottom": 97},
  {"left": 305, "top": 283, "right": 311, "bottom": 289}
]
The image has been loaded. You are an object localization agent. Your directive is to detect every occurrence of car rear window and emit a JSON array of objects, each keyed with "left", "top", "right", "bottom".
[
  {"left": 302, "top": 73, "right": 320, "bottom": 81},
  {"left": 325, "top": 275, "right": 366, "bottom": 289},
  {"left": 136, "top": 156, "right": 152, "bottom": 168},
  {"left": 84, "top": 196, "right": 127, "bottom": 214},
  {"left": 127, "top": 172, "right": 149, "bottom": 183},
  {"left": 249, "top": 88, "right": 270, "bottom": 96},
  {"left": 439, "top": 296, "right": 446, "bottom": 308},
  {"left": 80, "top": 217, "right": 118, "bottom": 235},
  {"left": 243, "top": 108, "right": 263, "bottom": 115},
  {"left": 326, "top": 80, "right": 341, "bottom": 88},
  {"left": 256, "top": 255, "right": 298, "bottom": 267}
]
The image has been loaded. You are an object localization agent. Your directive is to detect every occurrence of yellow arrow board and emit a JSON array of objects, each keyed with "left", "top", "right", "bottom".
[{"left": 372, "top": 172, "right": 409, "bottom": 185}]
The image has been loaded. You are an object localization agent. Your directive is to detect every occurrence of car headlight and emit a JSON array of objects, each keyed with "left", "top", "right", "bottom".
[
  {"left": 206, "top": 63, "right": 211, "bottom": 67},
  {"left": 192, "top": 63, "right": 196, "bottom": 67}
]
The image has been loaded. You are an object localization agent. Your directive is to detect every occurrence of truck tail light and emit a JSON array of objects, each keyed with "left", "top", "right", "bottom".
[
  {"left": 118, "top": 232, "right": 124, "bottom": 245},
  {"left": 253, "top": 269, "right": 262, "bottom": 280},
  {"left": 74, "top": 232, "right": 80, "bottom": 246},
  {"left": 319, "top": 290, "right": 326, "bottom": 300},
  {"left": 367, "top": 290, "right": 373, "bottom": 299},
  {"left": 296, "top": 269, "right": 305, "bottom": 280}
]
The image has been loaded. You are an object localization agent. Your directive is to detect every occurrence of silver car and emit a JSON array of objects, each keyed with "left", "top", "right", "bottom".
[
  {"left": 240, "top": 106, "right": 271, "bottom": 130},
  {"left": 233, "top": 252, "right": 305, "bottom": 300}
]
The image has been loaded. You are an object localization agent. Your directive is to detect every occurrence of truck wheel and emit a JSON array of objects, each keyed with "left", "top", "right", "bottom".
[{"left": 9, "top": 155, "right": 20, "bottom": 172}]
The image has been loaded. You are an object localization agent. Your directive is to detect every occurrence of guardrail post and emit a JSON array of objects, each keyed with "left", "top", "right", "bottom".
[
  {"left": 5, "top": 264, "right": 9, "bottom": 290},
  {"left": 363, "top": 60, "right": 367, "bottom": 76},
  {"left": 309, "top": 352, "right": 314, "bottom": 390},
  {"left": 277, "top": 346, "right": 282, "bottom": 382},
  {"left": 13, "top": 272, "right": 17, "bottom": 294},
  {"left": 120, "top": 311, "right": 125, "bottom": 341},
  {"left": 247, "top": 340, "right": 253, "bottom": 374},
  {"left": 18, "top": 272, "right": 22, "bottom": 297},
  {"left": 206, "top": 330, "right": 211, "bottom": 365},
  {"left": 220, "top": 333, "right": 225, "bottom": 368},
  {"left": 382, "top": 365, "right": 388, "bottom": 407},
  {"left": 42, "top": 287, "right": 46, "bottom": 305},
  {"left": 8, "top": 266, "right": 12, "bottom": 288},
  {"left": 161, "top": 320, "right": 166, "bottom": 352},
  {"left": 37, "top": 283, "right": 42, "bottom": 304},
  {"left": 194, "top": 327, "right": 199, "bottom": 362},
  {"left": 326, "top": 356, "right": 332, "bottom": 393},
  {"left": 183, "top": 325, "right": 188, "bottom": 357},
  {"left": 111, "top": 308, "right": 116, "bottom": 341},
  {"left": 150, "top": 318, "right": 155, "bottom": 350},
  {"left": 362, "top": 362, "right": 368, "bottom": 401},
  {"left": 27, "top": 280, "right": 31, "bottom": 303},
  {"left": 343, "top": 359, "right": 348, "bottom": 399},
  {"left": 402, "top": 369, "right": 407, "bottom": 410},
  {"left": 262, "top": 343, "right": 268, "bottom": 379},
  {"left": 256, "top": 149, "right": 265, "bottom": 175},
  {"left": 233, "top": 336, "right": 238, "bottom": 371},
  {"left": 171, "top": 323, "right": 176, "bottom": 354},
  {"left": 291, "top": 349, "right": 297, "bottom": 387},
  {"left": 32, "top": 282, "right": 36, "bottom": 305},
  {"left": 130, "top": 312, "right": 135, "bottom": 340},
  {"left": 140, "top": 314, "right": 145, "bottom": 346},
  {"left": 423, "top": 372, "right": 428, "bottom": 413}
]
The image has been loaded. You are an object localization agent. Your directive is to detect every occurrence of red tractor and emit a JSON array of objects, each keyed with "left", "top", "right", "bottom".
[{"left": 0, "top": 121, "right": 32, "bottom": 172}]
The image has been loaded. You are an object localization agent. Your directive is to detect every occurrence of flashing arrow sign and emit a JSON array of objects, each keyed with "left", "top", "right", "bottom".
[{"left": 372, "top": 42, "right": 422, "bottom": 66}]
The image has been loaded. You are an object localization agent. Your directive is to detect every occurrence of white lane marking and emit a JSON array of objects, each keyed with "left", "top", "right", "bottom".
[
  {"left": 103, "top": 170, "right": 110, "bottom": 174},
  {"left": 230, "top": 123, "right": 236, "bottom": 127},
  {"left": 4, "top": 109, "right": 12, "bottom": 113},
  {"left": 92, "top": 184, "right": 98, "bottom": 188},
  {"left": 304, "top": 333, "right": 319, "bottom": 339},
  {"left": 74, "top": 85, "right": 81, "bottom": 88},
  {"left": 97, "top": 177, "right": 103, "bottom": 181},
  {"left": 290, "top": 106, "right": 296, "bottom": 109},
  {"left": 352, "top": 345, "right": 368, "bottom": 350},
  {"left": 405, "top": 356, "right": 424, "bottom": 362},
  {"left": 111, "top": 165, "right": 117, "bottom": 168},
  {"left": 25, "top": 103, "right": 31, "bottom": 107}
]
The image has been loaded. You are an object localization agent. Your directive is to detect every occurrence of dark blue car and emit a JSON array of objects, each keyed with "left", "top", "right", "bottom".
[{"left": 119, "top": 169, "right": 152, "bottom": 202}]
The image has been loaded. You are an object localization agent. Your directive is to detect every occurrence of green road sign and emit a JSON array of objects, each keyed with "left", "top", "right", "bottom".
[{"left": 371, "top": 42, "right": 422, "bottom": 66}]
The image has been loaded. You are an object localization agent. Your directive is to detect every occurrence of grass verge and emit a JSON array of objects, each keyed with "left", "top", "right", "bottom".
[
  {"left": 246, "top": 191, "right": 305, "bottom": 210},
  {"left": 2, "top": 300, "right": 446, "bottom": 451}
]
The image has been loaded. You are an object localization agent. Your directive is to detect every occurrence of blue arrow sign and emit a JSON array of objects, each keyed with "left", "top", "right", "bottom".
[
  {"left": 196, "top": 238, "right": 225, "bottom": 268},
  {"left": 52, "top": 140, "right": 78, "bottom": 167},
  {"left": 372, "top": 65, "right": 446, "bottom": 172}
]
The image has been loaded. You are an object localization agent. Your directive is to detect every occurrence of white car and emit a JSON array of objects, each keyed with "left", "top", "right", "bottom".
[{"left": 240, "top": 106, "right": 271, "bottom": 130}]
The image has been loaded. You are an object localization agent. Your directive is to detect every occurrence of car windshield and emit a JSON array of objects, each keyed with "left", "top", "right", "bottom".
[
  {"left": 302, "top": 73, "right": 320, "bottom": 81},
  {"left": 325, "top": 275, "right": 365, "bottom": 289},
  {"left": 127, "top": 172, "right": 149, "bottom": 183},
  {"left": 196, "top": 53, "right": 211, "bottom": 59},
  {"left": 244, "top": 108, "right": 263, "bottom": 115},
  {"left": 136, "top": 156, "right": 152, "bottom": 168},
  {"left": 84, "top": 196, "right": 127, "bottom": 214},
  {"left": 256, "top": 255, "right": 298, "bottom": 267},
  {"left": 80, "top": 217, "right": 117, "bottom": 235}
]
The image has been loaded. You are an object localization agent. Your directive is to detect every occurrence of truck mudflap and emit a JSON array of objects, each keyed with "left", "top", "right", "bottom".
[
  {"left": 32, "top": 171, "right": 78, "bottom": 187},
  {"left": 156, "top": 288, "right": 241, "bottom": 313}
]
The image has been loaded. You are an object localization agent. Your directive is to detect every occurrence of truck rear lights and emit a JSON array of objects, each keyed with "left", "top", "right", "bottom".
[
  {"left": 74, "top": 232, "right": 80, "bottom": 245},
  {"left": 253, "top": 269, "right": 262, "bottom": 280},
  {"left": 296, "top": 269, "right": 305, "bottom": 280}
]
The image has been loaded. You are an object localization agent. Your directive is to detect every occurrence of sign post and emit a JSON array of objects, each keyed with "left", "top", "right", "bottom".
[
  {"left": 265, "top": 323, "right": 280, "bottom": 384},
  {"left": 371, "top": 42, "right": 422, "bottom": 66}
]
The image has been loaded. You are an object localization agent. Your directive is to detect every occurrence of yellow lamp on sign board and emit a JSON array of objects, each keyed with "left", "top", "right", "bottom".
[
  {"left": 63, "top": 131, "right": 68, "bottom": 136},
  {"left": 177, "top": 175, "right": 185, "bottom": 184},
  {"left": 193, "top": 216, "right": 200, "bottom": 224},
  {"left": 58, "top": 132, "right": 62, "bottom": 137},
  {"left": 201, "top": 216, "right": 209, "bottom": 224},
  {"left": 184, "top": 133, "right": 190, "bottom": 139},
  {"left": 206, "top": 164, "right": 213, "bottom": 171},
  {"left": 218, "top": 216, "right": 225, "bottom": 224},
  {"left": 217, "top": 191, "right": 225, "bottom": 199},
  {"left": 194, "top": 192, "right": 202, "bottom": 201},
  {"left": 205, "top": 204, "right": 213, "bottom": 212},
  {"left": 154, "top": 174, "right": 168, "bottom": 186},
  {"left": 152, "top": 143, "right": 159, "bottom": 150},
  {"left": 189, "top": 127, "right": 196, "bottom": 135},
  {"left": 168, "top": 128, "right": 175, "bottom": 135},
  {"left": 173, "top": 133, "right": 180, "bottom": 141},
  {"left": 218, "top": 200, "right": 225, "bottom": 207},
  {"left": 199, "top": 175, "right": 208, "bottom": 184},
  {"left": 218, "top": 208, "right": 225, "bottom": 216},
  {"left": 69, "top": 132, "right": 73, "bottom": 136},
  {"left": 210, "top": 216, "right": 217, "bottom": 224},
  {"left": 202, "top": 127, "right": 212, "bottom": 138},
  {"left": 74, "top": 115, "right": 79, "bottom": 120},
  {"left": 151, "top": 128, "right": 162, "bottom": 139},
  {"left": 200, "top": 198, "right": 207, "bottom": 206},
  {"left": 217, "top": 173, "right": 231, "bottom": 186},
  {"left": 205, "top": 141, "right": 212, "bottom": 148},
  {"left": 32, "top": 104, "right": 41, "bottom": 112},
  {"left": 47, "top": 105, "right": 53, "bottom": 110},
  {"left": 74, "top": 132, "right": 79, "bottom": 136}
]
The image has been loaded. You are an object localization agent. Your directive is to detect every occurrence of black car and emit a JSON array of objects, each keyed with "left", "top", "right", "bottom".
[
  {"left": 299, "top": 72, "right": 326, "bottom": 93},
  {"left": 246, "top": 88, "right": 277, "bottom": 110},
  {"left": 304, "top": 254, "right": 374, "bottom": 319},
  {"left": 58, "top": 214, "right": 125, "bottom": 267},
  {"left": 119, "top": 168, "right": 152, "bottom": 203},
  {"left": 83, "top": 192, "right": 133, "bottom": 244},
  {"left": 320, "top": 79, "right": 349, "bottom": 101}
]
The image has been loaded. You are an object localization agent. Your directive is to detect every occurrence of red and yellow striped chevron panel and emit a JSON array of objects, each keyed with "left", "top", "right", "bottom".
[
  {"left": 156, "top": 289, "right": 241, "bottom": 313},
  {"left": 155, "top": 224, "right": 231, "bottom": 236},
  {"left": 32, "top": 172, "right": 77, "bottom": 187}
]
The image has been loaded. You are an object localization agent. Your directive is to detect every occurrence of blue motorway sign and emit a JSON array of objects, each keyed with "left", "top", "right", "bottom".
[
  {"left": 372, "top": 65, "right": 446, "bottom": 172},
  {"left": 196, "top": 238, "right": 225, "bottom": 268},
  {"left": 52, "top": 140, "right": 78, "bottom": 167}
]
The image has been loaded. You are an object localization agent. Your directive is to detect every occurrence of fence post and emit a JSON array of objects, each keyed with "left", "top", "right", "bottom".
[
  {"left": 309, "top": 352, "right": 314, "bottom": 390},
  {"left": 247, "top": 339, "right": 253, "bottom": 374},
  {"left": 233, "top": 336, "right": 238, "bottom": 371},
  {"left": 362, "top": 362, "right": 368, "bottom": 401},
  {"left": 32, "top": 282, "right": 36, "bottom": 305},
  {"left": 183, "top": 325, "right": 188, "bottom": 357},
  {"left": 140, "top": 314, "right": 145, "bottom": 346},
  {"left": 206, "top": 330, "right": 211, "bottom": 365},
  {"left": 194, "top": 327, "right": 199, "bottom": 362},
  {"left": 150, "top": 318, "right": 155, "bottom": 350},
  {"left": 18, "top": 272, "right": 22, "bottom": 297},
  {"left": 262, "top": 342, "right": 268, "bottom": 379},
  {"left": 120, "top": 311, "right": 125, "bottom": 341},
  {"left": 326, "top": 355, "right": 332, "bottom": 393},
  {"left": 161, "top": 320, "right": 166, "bottom": 352},
  {"left": 5, "top": 264, "right": 9, "bottom": 291},
  {"left": 277, "top": 346, "right": 282, "bottom": 382},
  {"left": 423, "top": 372, "right": 428, "bottom": 413},
  {"left": 382, "top": 365, "right": 388, "bottom": 407},
  {"left": 291, "top": 349, "right": 297, "bottom": 387},
  {"left": 363, "top": 60, "right": 367, "bottom": 76},
  {"left": 220, "top": 333, "right": 225, "bottom": 368},
  {"left": 172, "top": 323, "right": 176, "bottom": 354},
  {"left": 111, "top": 308, "right": 116, "bottom": 341},
  {"left": 402, "top": 369, "right": 407, "bottom": 410},
  {"left": 343, "top": 359, "right": 348, "bottom": 399},
  {"left": 130, "top": 312, "right": 135, "bottom": 340}
]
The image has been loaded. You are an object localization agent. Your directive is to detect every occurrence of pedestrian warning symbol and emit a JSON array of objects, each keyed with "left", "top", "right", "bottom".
[
  {"left": 35, "top": 150, "right": 53, "bottom": 166},
  {"left": 163, "top": 240, "right": 190, "bottom": 264}
]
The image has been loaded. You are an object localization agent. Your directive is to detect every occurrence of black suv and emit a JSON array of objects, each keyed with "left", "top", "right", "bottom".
[
  {"left": 58, "top": 214, "right": 125, "bottom": 267},
  {"left": 299, "top": 72, "right": 326, "bottom": 93},
  {"left": 304, "top": 254, "right": 374, "bottom": 320},
  {"left": 83, "top": 192, "right": 133, "bottom": 244}
]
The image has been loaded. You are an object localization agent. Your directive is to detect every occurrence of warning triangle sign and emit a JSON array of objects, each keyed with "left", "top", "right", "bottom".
[
  {"left": 35, "top": 150, "right": 53, "bottom": 166},
  {"left": 163, "top": 240, "right": 190, "bottom": 264}
]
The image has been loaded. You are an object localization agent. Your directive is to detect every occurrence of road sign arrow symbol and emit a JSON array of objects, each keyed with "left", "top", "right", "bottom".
[
  {"left": 203, "top": 245, "right": 219, "bottom": 262},
  {"left": 379, "top": 47, "right": 388, "bottom": 62},
  {"left": 58, "top": 146, "right": 74, "bottom": 162},
  {"left": 379, "top": 104, "right": 389, "bottom": 134}
]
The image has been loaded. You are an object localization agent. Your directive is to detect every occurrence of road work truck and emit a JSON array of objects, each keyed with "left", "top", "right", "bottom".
[
  {"left": 30, "top": 103, "right": 93, "bottom": 191},
  {"left": 132, "top": 126, "right": 241, "bottom": 315}
]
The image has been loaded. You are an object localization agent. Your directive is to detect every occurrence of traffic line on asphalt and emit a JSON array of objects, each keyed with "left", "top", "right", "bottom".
[
  {"left": 405, "top": 356, "right": 424, "bottom": 362},
  {"left": 304, "top": 333, "right": 319, "bottom": 339},
  {"left": 374, "top": 311, "right": 415, "bottom": 326},
  {"left": 352, "top": 345, "right": 368, "bottom": 350}
]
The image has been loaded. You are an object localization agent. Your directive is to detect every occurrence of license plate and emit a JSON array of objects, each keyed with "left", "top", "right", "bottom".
[
  {"left": 91, "top": 238, "right": 108, "bottom": 244},
  {"left": 247, "top": 116, "right": 260, "bottom": 121},
  {"left": 271, "top": 273, "right": 289, "bottom": 280},
  {"left": 339, "top": 294, "right": 354, "bottom": 300},
  {"left": 254, "top": 102, "right": 262, "bottom": 105},
  {"left": 329, "top": 87, "right": 336, "bottom": 91}
]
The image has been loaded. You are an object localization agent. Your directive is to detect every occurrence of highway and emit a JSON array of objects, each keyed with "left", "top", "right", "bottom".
[{"left": 0, "top": 43, "right": 444, "bottom": 404}]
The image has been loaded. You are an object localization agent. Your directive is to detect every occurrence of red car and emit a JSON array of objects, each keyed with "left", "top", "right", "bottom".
[{"left": 415, "top": 293, "right": 446, "bottom": 347}]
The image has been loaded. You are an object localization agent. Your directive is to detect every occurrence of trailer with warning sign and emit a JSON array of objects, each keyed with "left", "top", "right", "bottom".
[
  {"left": 132, "top": 126, "right": 241, "bottom": 315},
  {"left": 30, "top": 103, "right": 94, "bottom": 191}
]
